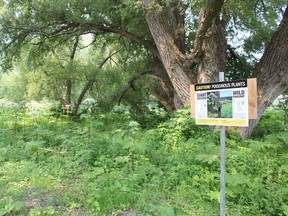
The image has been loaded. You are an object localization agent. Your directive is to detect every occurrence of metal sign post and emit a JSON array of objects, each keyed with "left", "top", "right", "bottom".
[
  {"left": 219, "top": 72, "right": 226, "bottom": 216},
  {"left": 220, "top": 125, "right": 226, "bottom": 216},
  {"left": 190, "top": 74, "right": 257, "bottom": 216}
]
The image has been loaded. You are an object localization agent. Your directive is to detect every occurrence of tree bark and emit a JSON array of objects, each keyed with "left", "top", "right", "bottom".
[
  {"left": 142, "top": 0, "right": 192, "bottom": 106},
  {"left": 66, "top": 79, "right": 72, "bottom": 105},
  {"left": 197, "top": 15, "right": 227, "bottom": 83},
  {"left": 73, "top": 79, "right": 95, "bottom": 115},
  {"left": 66, "top": 35, "right": 79, "bottom": 106},
  {"left": 165, "top": 0, "right": 186, "bottom": 53},
  {"left": 239, "top": 6, "right": 288, "bottom": 137},
  {"left": 149, "top": 66, "right": 181, "bottom": 111},
  {"left": 142, "top": 0, "right": 225, "bottom": 107}
]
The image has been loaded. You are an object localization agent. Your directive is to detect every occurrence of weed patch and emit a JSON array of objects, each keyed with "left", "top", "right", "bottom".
[{"left": 0, "top": 107, "right": 287, "bottom": 215}]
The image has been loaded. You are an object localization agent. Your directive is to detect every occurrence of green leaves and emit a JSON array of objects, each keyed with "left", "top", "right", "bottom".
[
  {"left": 283, "top": 204, "right": 288, "bottom": 216},
  {"left": 0, "top": 105, "right": 287, "bottom": 215},
  {"left": 158, "top": 205, "right": 175, "bottom": 216},
  {"left": 227, "top": 173, "right": 249, "bottom": 186}
]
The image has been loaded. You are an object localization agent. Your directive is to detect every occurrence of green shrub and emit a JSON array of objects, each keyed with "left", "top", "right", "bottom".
[
  {"left": 251, "top": 108, "right": 286, "bottom": 139},
  {"left": 0, "top": 104, "right": 287, "bottom": 215}
]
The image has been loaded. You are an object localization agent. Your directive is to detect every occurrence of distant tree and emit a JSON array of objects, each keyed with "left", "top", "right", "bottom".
[
  {"left": 26, "top": 42, "right": 123, "bottom": 115},
  {"left": 0, "top": 68, "right": 28, "bottom": 102},
  {"left": 0, "top": 0, "right": 287, "bottom": 136}
]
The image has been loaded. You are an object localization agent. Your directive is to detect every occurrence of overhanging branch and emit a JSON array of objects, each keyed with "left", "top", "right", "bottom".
[
  {"left": 81, "top": 23, "right": 159, "bottom": 58},
  {"left": 73, "top": 49, "right": 122, "bottom": 115},
  {"left": 118, "top": 67, "right": 160, "bottom": 105}
]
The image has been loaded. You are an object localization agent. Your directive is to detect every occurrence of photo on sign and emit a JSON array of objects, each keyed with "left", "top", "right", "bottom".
[{"left": 207, "top": 91, "right": 232, "bottom": 118}]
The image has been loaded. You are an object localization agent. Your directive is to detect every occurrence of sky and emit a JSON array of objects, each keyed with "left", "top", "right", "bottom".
[{"left": 220, "top": 90, "right": 232, "bottom": 98}]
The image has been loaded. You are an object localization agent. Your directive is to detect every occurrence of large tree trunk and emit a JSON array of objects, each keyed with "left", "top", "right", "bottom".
[
  {"left": 197, "top": 15, "right": 227, "bottom": 83},
  {"left": 143, "top": 0, "right": 287, "bottom": 137},
  {"left": 142, "top": 0, "right": 193, "bottom": 106},
  {"left": 165, "top": 0, "right": 186, "bottom": 53},
  {"left": 239, "top": 6, "right": 288, "bottom": 137},
  {"left": 142, "top": 0, "right": 225, "bottom": 107}
]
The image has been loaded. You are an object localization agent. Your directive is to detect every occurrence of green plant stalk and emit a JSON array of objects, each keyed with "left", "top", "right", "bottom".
[
  {"left": 89, "top": 124, "right": 91, "bottom": 145},
  {"left": 23, "top": 117, "right": 26, "bottom": 140},
  {"left": 14, "top": 113, "right": 17, "bottom": 135},
  {"left": 131, "top": 150, "right": 135, "bottom": 175}
]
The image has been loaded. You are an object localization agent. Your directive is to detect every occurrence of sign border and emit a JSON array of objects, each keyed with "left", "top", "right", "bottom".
[{"left": 190, "top": 78, "right": 257, "bottom": 126}]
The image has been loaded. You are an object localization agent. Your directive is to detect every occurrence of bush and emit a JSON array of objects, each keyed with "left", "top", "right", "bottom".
[
  {"left": 0, "top": 105, "right": 287, "bottom": 215},
  {"left": 251, "top": 108, "right": 286, "bottom": 139}
]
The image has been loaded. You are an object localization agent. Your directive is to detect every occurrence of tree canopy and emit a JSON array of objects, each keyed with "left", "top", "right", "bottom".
[{"left": 0, "top": 0, "right": 287, "bottom": 136}]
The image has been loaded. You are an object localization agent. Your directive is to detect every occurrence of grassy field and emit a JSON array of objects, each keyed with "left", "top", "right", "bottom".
[{"left": 221, "top": 103, "right": 232, "bottom": 118}]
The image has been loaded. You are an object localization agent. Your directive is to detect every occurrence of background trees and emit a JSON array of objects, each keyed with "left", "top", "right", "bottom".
[
  {"left": 0, "top": 1, "right": 287, "bottom": 214},
  {"left": 0, "top": 0, "right": 287, "bottom": 136}
]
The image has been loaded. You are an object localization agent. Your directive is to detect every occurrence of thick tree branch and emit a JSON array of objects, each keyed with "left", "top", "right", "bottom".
[
  {"left": 142, "top": 0, "right": 186, "bottom": 61},
  {"left": 239, "top": 5, "right": 288, "bottom": 137},
  {"left": 192, "top": 0, "right": 225, "bottom": 58},
  {"left": 118, "top": 67, "right": 160, "bottom": 105},
  {"left": 2, "top": 17, "right": 158, "bottom": 74},
  {"left": 81, "top": 23, "right": 159, "bottom": 58},
  {"left": 166, "top": 0, "right": 186, "bottom": 53},
  {"left": 141, "top": 0, "right": 198, "bottom": 105}
]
